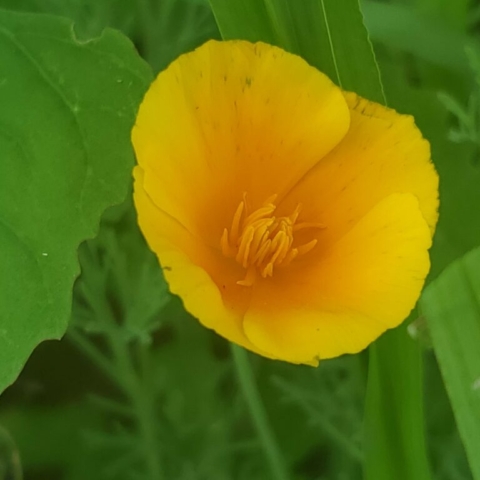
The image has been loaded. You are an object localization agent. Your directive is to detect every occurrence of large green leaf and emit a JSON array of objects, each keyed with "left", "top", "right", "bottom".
[
  {"left": 0, "top": 9, "right": 152, "bottom": 393},
  {"left": 420, "top": 246, "right": 480, "bottom": 480}
]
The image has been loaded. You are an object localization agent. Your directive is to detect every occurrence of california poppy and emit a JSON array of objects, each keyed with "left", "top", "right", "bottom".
[{"left": 132, "top": 40, "right": 439, "bottom": 364}]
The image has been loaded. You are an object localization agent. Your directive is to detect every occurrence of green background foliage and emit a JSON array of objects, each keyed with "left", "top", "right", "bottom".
[{"left": 0, "top": 0, "right": 479, "bottom": 479}]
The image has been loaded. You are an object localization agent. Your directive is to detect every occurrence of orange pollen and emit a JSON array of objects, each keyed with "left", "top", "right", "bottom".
[{"left": 220, "top": 193, "right": 324, "bottom": 286}]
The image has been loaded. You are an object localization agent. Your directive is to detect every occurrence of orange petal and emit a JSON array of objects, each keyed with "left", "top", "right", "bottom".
[
  {"left": 132, "top": 40, "right": 350, "bottom": 247},
  {"left": 134, "top": 166, "right": 272, "bottom": 356},
  {"left": 277, "top": 92, "right": 439, "bottom": 254},
  {"left": 243, "top": 193, "right": 432, "bottom": 364}
]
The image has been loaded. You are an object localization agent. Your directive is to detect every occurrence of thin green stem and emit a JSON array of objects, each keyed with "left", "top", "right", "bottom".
[
  {"left": 129, "top": 379, "right": 163, "bottom": 480},
  {"left": 231, "top": 344, "right": 289, "bottom": 480}
]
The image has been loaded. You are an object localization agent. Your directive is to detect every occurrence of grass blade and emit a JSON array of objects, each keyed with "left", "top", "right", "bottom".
[{"left": 364, "top": 324, "right": 432, "bottom": 480}]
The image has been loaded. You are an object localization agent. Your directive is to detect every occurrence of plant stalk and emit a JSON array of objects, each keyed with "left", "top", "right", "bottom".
[{"left": 231, "top": 344, "right": 289, "bottom": 480}]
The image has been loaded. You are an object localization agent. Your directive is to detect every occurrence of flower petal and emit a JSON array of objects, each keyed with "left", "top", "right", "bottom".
[
  {"left": 243, "top": 193, "right": 432, "bottom": 364},
  {"left": 277, "top": 92, "right": 439, "bottom": 254},
  {"left": 134, "top": 167, "right": 273, "bottom": 357},
  {"left": 132, "top": 40, "right": 350, "bottom": 246}
]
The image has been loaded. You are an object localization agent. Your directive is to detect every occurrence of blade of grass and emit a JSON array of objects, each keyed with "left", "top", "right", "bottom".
[
  {"left": 365, "top": 322, "right": 432, "bottom": 480},
  {"left": 231, "top": 345, "right": 289, "bottom": 480},
  {"left": 316, "top": 0, "right": 385, "bottom": 102},
  {"left": 208, "top": 1, "right": 431, "bottom": 479},
  {"left": 420, "top": 246, "right": 480, "bottom": 480}
]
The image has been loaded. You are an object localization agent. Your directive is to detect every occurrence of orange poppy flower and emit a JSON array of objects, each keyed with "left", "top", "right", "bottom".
[{"left": 132, "top": 40, "right": 439, "bottom": 364}]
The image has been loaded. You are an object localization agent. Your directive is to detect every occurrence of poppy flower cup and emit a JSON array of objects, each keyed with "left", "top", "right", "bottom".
[{"left": 132, "top": 40, "right": 439, "bottom": 365}]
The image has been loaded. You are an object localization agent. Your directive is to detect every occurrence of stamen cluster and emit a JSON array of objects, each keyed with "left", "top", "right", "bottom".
[{"left": 221, "top": 194, "right": 322, "bottom": 286}]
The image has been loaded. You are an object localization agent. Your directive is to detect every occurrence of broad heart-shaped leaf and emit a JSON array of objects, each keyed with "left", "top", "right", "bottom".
[
  {"left": 0, "top": 9, "right": 152, "bottom": 393},
  {"left": 420, "top": 246, "right": 480, "bottom": 480}
]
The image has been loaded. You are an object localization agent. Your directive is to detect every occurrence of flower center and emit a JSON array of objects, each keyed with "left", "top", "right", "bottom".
[{"left": 220, "top": 193, "right": 324, "bottom": 286}]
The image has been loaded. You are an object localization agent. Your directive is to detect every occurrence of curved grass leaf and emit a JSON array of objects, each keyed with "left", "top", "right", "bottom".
[
  {"left": 0, "top": 9, "right": 152, "bottom": 393},
  {"left": 421, "top": 246, "right": 480, "bottom": 480}
]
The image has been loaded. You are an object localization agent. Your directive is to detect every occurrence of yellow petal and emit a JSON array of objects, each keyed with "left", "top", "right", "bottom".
[
  {"left": 133, "top": 166, "right": 272, "bottom": 357},
  {"left": 243, "top": 193, "right": 432, "bottom": 364},
  {"left": 132, "top": 40, "right": 350, "bottom": 247},
  {"left": 277, "top": 92, "right": 439, "bottom": 255}
]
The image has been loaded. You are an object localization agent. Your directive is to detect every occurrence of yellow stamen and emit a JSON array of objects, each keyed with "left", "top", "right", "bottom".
[
  {"left": 221, "top": 228, "right": 235, "bottom": 256},
  {"left": 236, "top": 225, "right": 255, "bottom": 267},
  {"left": 253, "top": 239, "right": 273, "bottom": 264},
  {"left": 222, "top": 193, "right": 323, "bottom": 285},
  {"left": 229, "top": 199, "right": 245, "bottom": 244},
  {"left": 237, "top": 266, "right": 257, "bottom": 287},
  {"left": 297, "top": 239, "right": 318, "bottom": 255}
]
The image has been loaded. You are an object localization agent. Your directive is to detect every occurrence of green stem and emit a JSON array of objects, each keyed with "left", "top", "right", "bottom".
[
  {"left": 231, "top": 345, "right": 289, "bottom": 480},
  {"left": 129, "top": 378, "right": 163, "bottom": 480},
  {"left": 364, "top": 322, "right": 432, "bottom": 480}
]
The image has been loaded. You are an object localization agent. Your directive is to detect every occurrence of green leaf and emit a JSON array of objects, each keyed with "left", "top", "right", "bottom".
[
  {"left": 420, "top": 246, "right": 480, "bottom": 480},
  {"left": 0, "top": 9, "right": 152, "bottom": 393}
]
